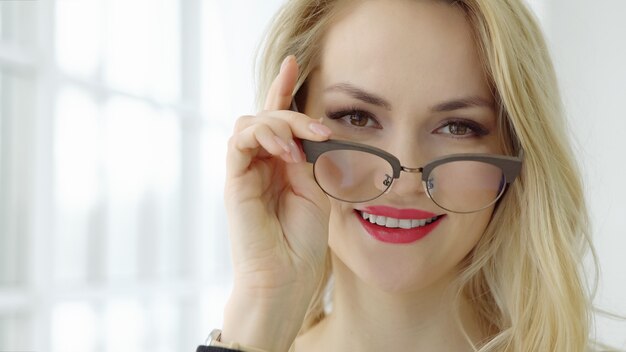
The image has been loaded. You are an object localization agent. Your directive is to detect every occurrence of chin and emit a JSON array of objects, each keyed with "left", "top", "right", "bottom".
[{"left": 330, "top": 242, "right": 457, "bottom": 296}]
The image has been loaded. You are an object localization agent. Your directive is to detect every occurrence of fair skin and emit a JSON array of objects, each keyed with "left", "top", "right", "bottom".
[{"left": 224, "top": 0, "right": 500, "bottom": 351}]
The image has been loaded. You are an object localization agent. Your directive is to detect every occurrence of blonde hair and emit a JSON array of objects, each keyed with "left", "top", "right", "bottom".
[{"left": 255, "top": 0, "right": 598, "bottom": 350}]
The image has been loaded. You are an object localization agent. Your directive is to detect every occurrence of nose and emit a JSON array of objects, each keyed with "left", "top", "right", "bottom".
[
  {"left": 384, "top": 141, "right": 428, "bottom": 197},
  {"left": 387, "top": 166, "right": 426, "bottom": 197}
]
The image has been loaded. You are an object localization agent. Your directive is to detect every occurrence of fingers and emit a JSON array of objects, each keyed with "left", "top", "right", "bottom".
[
  {"left": 233, "top": 110, "right": 329, "bottom": 139},
  {"left": 228, "top": 55, "right": 328, "bottom": 179},
  {"left": 264, "top": 55, "right": 298, "bottom": 111},
  {"left": 227, "top": 111, "right": 332, "bottom": 179},
  {"left": 235, "top": 123, "right": 299, "bottom": 163}
]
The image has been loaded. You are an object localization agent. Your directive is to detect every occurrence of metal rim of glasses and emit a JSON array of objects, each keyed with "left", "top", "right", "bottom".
[{"left": 301, "top": 139, "right": 524, "bottom": 214}]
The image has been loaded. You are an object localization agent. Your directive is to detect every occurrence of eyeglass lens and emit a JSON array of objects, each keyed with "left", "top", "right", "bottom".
[
  {"left": 313, "top": 149, "right": 394, "bottom": 203},
  {"left": 313, "top": 149, "right": 506, "bottom": 212},
  {"left": 427, "top": 160, "right": 504, "bottom": 212}
]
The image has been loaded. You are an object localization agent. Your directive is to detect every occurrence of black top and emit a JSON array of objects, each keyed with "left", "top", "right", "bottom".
[{"left": 196, "top": 346, "right": 242, "bottom": 352}]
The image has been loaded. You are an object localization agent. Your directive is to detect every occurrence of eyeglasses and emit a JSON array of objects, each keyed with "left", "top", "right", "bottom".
[{"left": 301, "top": 139, "right": 523, "bottom": 213}]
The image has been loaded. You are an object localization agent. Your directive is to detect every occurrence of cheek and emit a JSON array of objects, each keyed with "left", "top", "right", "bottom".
[
  {"left": 327, "top": 200, "right": 352, "bottom": 251},
  {"left": 439, "top": 211, "right": 493, "bottom": 264}
]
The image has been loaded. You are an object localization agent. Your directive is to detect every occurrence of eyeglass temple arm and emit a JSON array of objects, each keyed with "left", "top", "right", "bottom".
[{"left": 290, "top": 99, "right": 299, "bottom": 112}]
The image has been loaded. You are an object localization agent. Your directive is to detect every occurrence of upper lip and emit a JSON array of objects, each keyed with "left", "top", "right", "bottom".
[{"left": 357, "top": 205, "right": 442, "bottom": 219}]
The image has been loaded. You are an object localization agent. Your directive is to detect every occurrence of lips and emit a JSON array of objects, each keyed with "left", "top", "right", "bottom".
[{"left": 355, "top": 206, "right": 445, "bottom": 244}]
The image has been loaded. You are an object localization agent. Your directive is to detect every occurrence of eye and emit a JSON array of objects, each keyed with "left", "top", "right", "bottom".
[
  {"left": 348, "top": 112, "right": 374, "bottom": 127},
  {"left": 326, "top": 108, "right": 381, "bottom": 129},
  {"left": 434, "top": 119, "right": 488, "bottom": 138}
]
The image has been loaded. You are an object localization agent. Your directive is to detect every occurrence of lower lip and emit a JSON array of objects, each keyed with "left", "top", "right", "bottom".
[{"left": 356, "top": 211, "right": 444, "bottom": 244}]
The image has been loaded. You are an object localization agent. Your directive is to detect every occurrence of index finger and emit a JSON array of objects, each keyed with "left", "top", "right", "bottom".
[{"left": 263, "top": 55, "right": 299, "bottom": 111}]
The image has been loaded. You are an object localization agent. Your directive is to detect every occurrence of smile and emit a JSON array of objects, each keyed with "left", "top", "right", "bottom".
[
  {"left": 360, "top": 211, "right": 441, "bottom": 229},
  {"left": 354, "top": 206, "right": 446, "bottom": 244}
]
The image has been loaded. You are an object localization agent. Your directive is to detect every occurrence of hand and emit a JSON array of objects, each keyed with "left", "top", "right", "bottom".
[{"left": 222, "top": 55, "right": 331, "bottom": 351}]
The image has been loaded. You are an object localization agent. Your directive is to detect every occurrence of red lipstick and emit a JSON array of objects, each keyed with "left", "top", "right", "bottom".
[{"left": 356, "top": 206, "right": 444, "bottom": 244}]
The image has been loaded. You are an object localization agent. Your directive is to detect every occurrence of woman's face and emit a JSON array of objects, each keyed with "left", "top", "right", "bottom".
[{"left": 304, "top": 0, "right": 502, "bottom": 293}]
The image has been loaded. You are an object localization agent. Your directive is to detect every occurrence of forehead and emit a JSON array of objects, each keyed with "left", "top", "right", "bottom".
[{"left": 318, "top": 0, "right": 491, "bottom": 106}]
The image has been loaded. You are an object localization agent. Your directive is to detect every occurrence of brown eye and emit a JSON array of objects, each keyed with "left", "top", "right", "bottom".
[
  {"left": 448, "top": 122, "right": 468, "bottom": 135},
  {"left": 349, "top": 113, "right": 370, "bottom": 127},
  {"left": 433, "top": 119, "right": 489, "bottom": 138},
  {"left": 326, "top": 108, "right": 381, "bottom": 129}
]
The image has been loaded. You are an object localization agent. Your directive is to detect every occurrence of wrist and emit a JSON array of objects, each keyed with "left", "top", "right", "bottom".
[
  {"left": 205, "top": 329, "right": 271, "bottom": 352},
  {"left": 222, "top": 287, "right": 312, "bottom": 352}
]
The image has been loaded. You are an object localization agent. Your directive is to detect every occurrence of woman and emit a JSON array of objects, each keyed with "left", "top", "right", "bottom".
[{"left": 202, "top": 0, "right": 597, "bottom": 350}]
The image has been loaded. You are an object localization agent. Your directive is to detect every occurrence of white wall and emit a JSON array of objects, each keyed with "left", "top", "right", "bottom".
[{"left": 544, "top": 0, "right": 626, "bottom": 346}]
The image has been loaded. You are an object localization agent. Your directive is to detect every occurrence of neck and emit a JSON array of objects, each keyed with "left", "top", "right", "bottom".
[{"left": 297, "top": 253, "right": 484, "bottom": 352}]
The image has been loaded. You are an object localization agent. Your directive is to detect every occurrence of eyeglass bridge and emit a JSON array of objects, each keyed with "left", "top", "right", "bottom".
[{"left": 400, "top": 166, "right": 423, "bottom": 173}]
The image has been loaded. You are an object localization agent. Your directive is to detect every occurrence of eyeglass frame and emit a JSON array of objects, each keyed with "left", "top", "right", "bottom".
[{"left": 301, "top": 139, "right": 524, "bottom": 213}]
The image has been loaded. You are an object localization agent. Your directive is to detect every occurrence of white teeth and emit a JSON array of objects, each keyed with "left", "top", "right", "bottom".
[
  {"left": 360, "top": 211, "right": 440, "bottom": 229},
  {"left": 386, "top": 217, "right": 399, "bottom": 227},
  {"left": 398, "top": 219, "right": 412, "bottom": 229}
]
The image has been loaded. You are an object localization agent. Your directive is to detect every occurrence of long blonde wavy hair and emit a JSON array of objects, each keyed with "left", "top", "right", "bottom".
[{"left": 254, "top": 0, "right": 599, "bottom": 350}]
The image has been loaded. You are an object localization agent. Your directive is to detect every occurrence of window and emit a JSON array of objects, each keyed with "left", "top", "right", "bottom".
[{"left": 0, "top": 0, "right": 283, "bottom": 350}]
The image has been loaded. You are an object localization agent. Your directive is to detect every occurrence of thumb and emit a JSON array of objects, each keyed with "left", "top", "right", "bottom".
[{"left": 264, "top": 55, "right": 299, "bottom": 111}]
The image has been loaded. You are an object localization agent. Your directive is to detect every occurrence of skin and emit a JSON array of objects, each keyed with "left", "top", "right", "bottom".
[{"left": 223, "top": 1, "right": 502, "bottom": 351}]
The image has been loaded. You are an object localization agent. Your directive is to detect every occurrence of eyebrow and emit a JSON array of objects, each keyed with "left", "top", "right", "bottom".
[
  {"left": 431, "top": 97, "right": 494, "bottom": 112},
  {"left": 324, "top": 82, "right": 494, "bottom": 112},
  {"left": 324, "top": 83, "right": 392, "bottom": 110}
]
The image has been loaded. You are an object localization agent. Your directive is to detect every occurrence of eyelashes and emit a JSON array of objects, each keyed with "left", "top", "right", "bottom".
[
  {"left": 435, "top": 119, "right": 490, "bottom": 137},
  {"left": 325, "top": 107, "right": 380, "bottom": 128},
  {"left": 325, "top": 106, "right": 491, "bottom": 138}
]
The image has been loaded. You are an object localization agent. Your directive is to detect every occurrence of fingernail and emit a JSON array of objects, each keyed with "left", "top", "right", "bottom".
[
  {"left": 273, "top": 136, "right": 291, "bottom": 153},
  {"left": 280, "top": 55, "right": 293, "bottom": 73},
  {"left": 280, "top": 152, "right": 293, "bottom": 163},
  {"left": 288, "top": 140, "right": 303, "bottom": 163},
  {"left": 309, "top": 122, "right": 332, "bottom": 137}
]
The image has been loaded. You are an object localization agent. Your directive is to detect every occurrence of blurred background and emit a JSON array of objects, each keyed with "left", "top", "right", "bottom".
[{"left": 0, "top": 0, "right": 624, "bottom": 351}]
